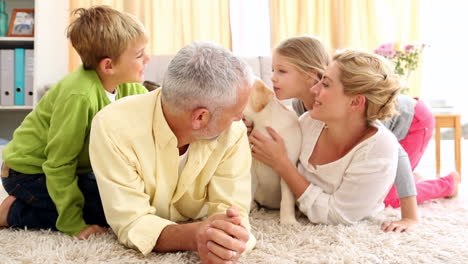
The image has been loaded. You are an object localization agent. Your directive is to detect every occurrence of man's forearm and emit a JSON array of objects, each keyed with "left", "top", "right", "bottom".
[{"left": 154, "top": 222, "right": 200, "bottom": 252}]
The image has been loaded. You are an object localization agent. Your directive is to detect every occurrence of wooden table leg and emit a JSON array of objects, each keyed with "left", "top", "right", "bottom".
[
  {"left": 454, "top": 115, "right": 462, "bottom": 179},
  {"left": 435, "top": 121, "right": 441, "bottom": 178},
  {"left": 434, "top": 114, "right": 462, "bottom": 181}
]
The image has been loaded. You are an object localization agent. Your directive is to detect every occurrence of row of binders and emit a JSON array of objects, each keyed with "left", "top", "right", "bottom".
[{"left": 0, "top": 48, "right": 34, "bottom": 106}]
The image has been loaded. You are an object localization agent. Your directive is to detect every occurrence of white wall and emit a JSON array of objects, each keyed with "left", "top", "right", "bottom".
[
  {"left": 420, "top": 0, "right": 468, "bottom": 124},
  {"left": 34, "top": 0, "right": 69, "bottom": 96},
  {"left": 229, "top": 0, "right": 271, "bottom": 56}
]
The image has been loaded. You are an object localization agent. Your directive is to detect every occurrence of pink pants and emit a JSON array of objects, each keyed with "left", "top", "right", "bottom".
[{"left": 384, "top": 99, "right": 455, "bottom": 208}]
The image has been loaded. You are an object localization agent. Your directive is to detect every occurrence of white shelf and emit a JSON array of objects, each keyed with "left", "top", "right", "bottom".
[
  {"left": 0, "top": 37, "right": 34, "bottom": 42},
  {"left": 0, "top": 106, "right": 33, "bottom": 110}
]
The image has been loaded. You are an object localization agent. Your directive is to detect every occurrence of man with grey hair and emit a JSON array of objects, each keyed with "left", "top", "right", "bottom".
[{"left": 89, "top": 41, "right": 255, "bottom": 263}]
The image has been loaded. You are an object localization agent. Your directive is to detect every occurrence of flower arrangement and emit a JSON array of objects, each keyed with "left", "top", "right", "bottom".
[{"left": 374, "top": 42, "right": 425, "bottom": 77}]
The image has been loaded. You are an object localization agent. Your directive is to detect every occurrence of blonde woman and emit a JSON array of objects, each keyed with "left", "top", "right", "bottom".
[{"left": 250, "top": 49, "right": 402, "bottom": 225}]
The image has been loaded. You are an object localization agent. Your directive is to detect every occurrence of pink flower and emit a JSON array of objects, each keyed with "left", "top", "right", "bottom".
[
  {"left": 404, "top": 44, "right": 414, "bottom": 53},
  {"left": 374, "top": 42, "right": 425, "bottom": 77},
  {"left": 374, "top": 42, "right": 396, "bottom": 58}
]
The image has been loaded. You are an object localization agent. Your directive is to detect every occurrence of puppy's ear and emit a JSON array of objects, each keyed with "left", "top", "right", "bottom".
[{"left": 250, "top": 80, "right": 274, "bottom": 112}]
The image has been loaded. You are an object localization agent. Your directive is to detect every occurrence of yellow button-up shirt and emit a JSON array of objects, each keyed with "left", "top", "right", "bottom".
[{"left": 89, "top": 89, "right": 255, "bottom": 255}]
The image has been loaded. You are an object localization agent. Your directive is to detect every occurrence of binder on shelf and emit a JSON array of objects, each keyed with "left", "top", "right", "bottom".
[
  {"left": 24, "top": 49, "right": 34, "bottom": 106},
  {"left": 0, "top": 49, "right": 14, "bottom": 106},
  {"left": 14, "top": 48, "right": 25, "bottom": 106}
]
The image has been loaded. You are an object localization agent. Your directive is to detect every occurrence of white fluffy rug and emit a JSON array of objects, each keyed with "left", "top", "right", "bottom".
[{"left": 0, "top": 183, "right": 467, "bottom": 264}]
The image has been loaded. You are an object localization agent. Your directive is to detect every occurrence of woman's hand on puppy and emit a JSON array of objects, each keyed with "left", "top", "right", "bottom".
[{"left": 249, "top": 127, "right": 289, "bottom": 172}]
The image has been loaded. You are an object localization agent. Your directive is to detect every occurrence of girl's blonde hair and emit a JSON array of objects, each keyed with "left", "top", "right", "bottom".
[
  {"left": 67, "top": 5, "right": 147, "bottom": 70},
  {"left": 274, "top": 35, "right": 330, "bottom": 79},
  {"left": 333, "top": 50, "right": 400, "bottom": 124}
]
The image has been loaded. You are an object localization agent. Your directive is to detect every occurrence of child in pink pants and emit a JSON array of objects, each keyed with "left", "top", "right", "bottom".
[{"left": 383, "top": 97, "right": 459, "bottom": 208}]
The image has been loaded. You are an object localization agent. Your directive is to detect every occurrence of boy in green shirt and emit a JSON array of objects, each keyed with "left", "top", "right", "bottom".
[{"left": 0, "top": 6, "right": 149, "bottom": 239}]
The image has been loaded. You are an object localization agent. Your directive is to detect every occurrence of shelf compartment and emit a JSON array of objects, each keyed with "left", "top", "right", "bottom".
[{"left": 0, "top": 37, "right": 34, "bottom": 49}]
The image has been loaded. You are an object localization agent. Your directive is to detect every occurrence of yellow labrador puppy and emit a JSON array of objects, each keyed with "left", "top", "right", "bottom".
[{"left": 243, "top": 79, "right": 302, "bottom": 225}]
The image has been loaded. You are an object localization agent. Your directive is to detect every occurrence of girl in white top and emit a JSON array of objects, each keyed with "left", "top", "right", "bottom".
[{"left": 249, "top": 49, "right": 401, "bottom": 225}]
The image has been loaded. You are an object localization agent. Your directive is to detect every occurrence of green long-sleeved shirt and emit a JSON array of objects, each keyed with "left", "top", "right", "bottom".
[{"left": 2, "top": 65, "right": 147, "bottom": 235}]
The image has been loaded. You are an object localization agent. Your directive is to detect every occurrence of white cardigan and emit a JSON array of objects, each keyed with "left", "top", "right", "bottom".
[{"left": 296, "top": 115, "right": 399, "bottom": 225}]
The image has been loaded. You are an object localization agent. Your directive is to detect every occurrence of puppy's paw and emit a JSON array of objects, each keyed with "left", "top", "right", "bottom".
[{"left": 280, "top": 215, "right": 299, "bottom": 226}]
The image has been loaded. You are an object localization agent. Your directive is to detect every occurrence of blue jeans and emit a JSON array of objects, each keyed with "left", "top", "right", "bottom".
[{"left": 1, "top": 167, "right": 108, "bottom": 230}]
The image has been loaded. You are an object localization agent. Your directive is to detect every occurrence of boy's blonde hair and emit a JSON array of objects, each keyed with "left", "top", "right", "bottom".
[
  {"left": 333, "top": 50, "right": 400, "bottom": 124},
  {"left": 274, "top": 35, "right": 330, "bottom": 79},
  {"left": 67, "top": 5, "right": 146, "bottom": 70}
]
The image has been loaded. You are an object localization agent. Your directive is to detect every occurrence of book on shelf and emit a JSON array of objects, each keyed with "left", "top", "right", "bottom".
[
  {"left": 14, "top": 48, "right": 25, "bottom": 106},
  {"left": 0, "top": 48, "right": 34, "bottom": 107},
  {"left": 0, "top": 49, "right": 14, "bottom": 106},
  {"left": 24, "top": 49, "right": 34, "bottom": 106}
]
